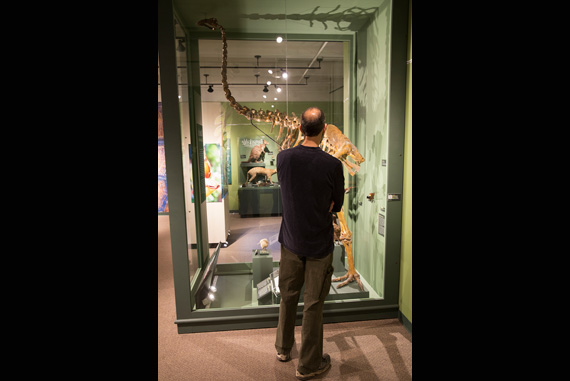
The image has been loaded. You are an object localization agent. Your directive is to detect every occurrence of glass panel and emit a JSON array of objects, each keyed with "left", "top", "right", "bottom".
[
  {"left": 191, "top": 31, "right": 380, "bottom": 310},
  {"left": 174, "top": 21, "right": 201, "bottom": 285},
  {"left": 159, "top": 0, "right": 414, "bottom": 337},
  {"left": 177, "top": 1, "right": 393, "bottom": 311}
]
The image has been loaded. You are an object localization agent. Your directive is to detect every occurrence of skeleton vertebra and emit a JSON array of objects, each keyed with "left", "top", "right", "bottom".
[{"left": 198, "top": 18, "right": 365, "bottom": 290}]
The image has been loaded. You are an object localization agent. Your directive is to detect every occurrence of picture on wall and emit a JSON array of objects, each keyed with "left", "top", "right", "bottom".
[
  {"left": 223, "top": 124, "right": 231, "bottom": 186},
  {"left": 158, "top": 102, "right": 168, "bottom": 213},
  {"left": 188, "top": 143, "right": 224, "bottom": 203},
  {"left": 205, "top": 143, "right": 222, "bottom": 202}
]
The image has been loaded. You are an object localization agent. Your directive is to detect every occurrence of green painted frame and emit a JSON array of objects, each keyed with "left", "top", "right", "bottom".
[{"left": 159, "top": 0, "right": 409, "bottom": 333}]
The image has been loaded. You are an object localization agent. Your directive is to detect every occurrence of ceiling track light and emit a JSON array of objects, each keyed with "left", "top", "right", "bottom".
[
  {"left": 199, "top": 55, "right": 323, "bottom": 70},
  {"left": 204, "top": 74, "right": 213, "bottom": 93},
  {"left": 198, "top": 82, "right": 309, "bottom": 87},
  {"left": 199, "top": 72, "right": 309, "bottom": 89}
]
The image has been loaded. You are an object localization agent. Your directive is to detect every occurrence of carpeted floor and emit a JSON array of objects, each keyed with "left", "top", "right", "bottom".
[{"left": 158, "top": 215, "right": 412, "bottom": 380}]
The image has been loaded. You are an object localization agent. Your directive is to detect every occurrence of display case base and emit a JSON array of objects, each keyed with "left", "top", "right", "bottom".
[{"left": 238, "top": 186, "right": 282, "bottom": 216}]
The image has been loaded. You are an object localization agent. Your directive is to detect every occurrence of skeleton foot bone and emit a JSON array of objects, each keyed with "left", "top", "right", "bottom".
[{"left": 333, "top": 270, "right": 364, "bottom": 291}]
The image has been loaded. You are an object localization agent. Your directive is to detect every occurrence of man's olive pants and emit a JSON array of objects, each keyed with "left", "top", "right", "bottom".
[{"left": 275, "top": 245, "right": 334, "bottom": 374}]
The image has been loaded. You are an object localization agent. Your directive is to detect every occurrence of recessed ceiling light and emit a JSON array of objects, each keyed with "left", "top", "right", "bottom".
[{"left": 276, "top": 36, "right": 283, "bottom": 43}]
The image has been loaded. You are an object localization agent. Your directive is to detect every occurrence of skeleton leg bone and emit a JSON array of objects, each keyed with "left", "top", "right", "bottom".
[{"left": 332, "top": 208, "right": 364, "bottom": 291}]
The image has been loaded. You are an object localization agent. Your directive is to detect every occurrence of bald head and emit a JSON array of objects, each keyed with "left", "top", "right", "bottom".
[{"left": 301, "top": 107, "right": 326, "bottom": 137}]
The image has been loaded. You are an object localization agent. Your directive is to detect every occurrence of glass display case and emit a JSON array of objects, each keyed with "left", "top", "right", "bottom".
[
  {"left": 158, "top": 0, "right": 409, "bottom": 333},
  {"left": 194, "top": 35, "right": 380, "bottom": 310}
]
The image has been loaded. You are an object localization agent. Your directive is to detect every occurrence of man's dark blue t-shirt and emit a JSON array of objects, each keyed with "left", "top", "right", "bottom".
[{"left": 277, "top": 144, "right": 345, "bottom": 258}]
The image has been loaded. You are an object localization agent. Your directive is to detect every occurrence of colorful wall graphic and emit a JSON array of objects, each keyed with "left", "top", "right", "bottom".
[
  {"left": 188, "top": 143, "right": 225, "bottom": 203},
  {"left": 204, "top": 143, "right": 222, "bottom": 202},
  {"left": 158, "top": 102, "right": 168, "bottom": 213}
]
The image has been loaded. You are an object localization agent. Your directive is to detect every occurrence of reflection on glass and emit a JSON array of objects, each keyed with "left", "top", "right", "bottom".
[
  {"left": 158, "top": 101, "right": 168, "bottom": 214},
  {"left": 158, "top": 55, "right": 168, "bottom": 214},
  {"left": 174, "top": 21, "right": 199, "bottom": 285}
]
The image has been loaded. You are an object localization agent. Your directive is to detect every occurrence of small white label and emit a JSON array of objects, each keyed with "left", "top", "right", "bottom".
[{"left": 378, "top": 214, "right": 385, "bottom": 236}]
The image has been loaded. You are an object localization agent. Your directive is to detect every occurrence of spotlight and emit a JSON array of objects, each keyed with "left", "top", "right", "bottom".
[
  {"left": 282, "top": 71, "right": 288, "bottom": 79},
  {"left": 202, "top": 292, "right": 215, "bottom": 306},
  {"left": 266, "top": 80, "right": 272, "bottom": 86},
  {"left": 263, "top": 85, "right": 269, "bottom": 93},
  {"left": 276, "top": 36, "right": 283, "bottom": 43},
  {"left": 268, "top": 69, "right": 273, "bottom": 74},
  {"left": 203, "top": 73, "right": 213, "bottom": 93},
  {"left": 276, "top": 86, "right": 282, "bottom": 93}
]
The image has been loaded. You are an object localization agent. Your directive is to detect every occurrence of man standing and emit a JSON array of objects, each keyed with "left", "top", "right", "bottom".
[{"left": 275, "top": 107, "right": 345, "bottom": 380}]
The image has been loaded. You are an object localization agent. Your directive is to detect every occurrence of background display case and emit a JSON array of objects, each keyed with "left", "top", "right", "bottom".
[
  {"left": 158, "top": 0, "right": 410, "bottom": 333},
  {"left": 237, "top": 135, "right": 282, "bottom": 216}
]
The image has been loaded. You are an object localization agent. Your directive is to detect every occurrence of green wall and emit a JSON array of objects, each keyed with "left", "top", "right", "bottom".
[
  {"left": 347, "top": 0, "right": 411, "bottom": 327},
  {"left": 399, "top": 1, "right": 412, "bottom": 325},
  {"left": 348, "top": 2, "right": 392, "bottom": 298}
]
